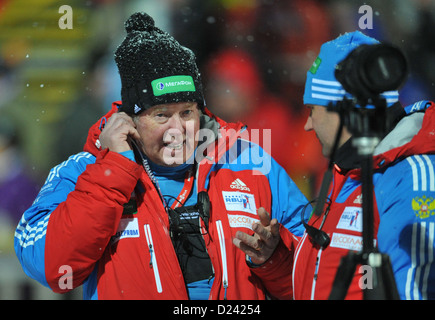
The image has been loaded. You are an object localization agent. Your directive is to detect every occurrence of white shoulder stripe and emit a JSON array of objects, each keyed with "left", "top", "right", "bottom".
[
  {"left": 15, "top": 214, "right": 51, "bottom": 248},
  {"left": 16, "top": 152, "right": 94, "bottom": 249},
  {"left": 406, "top": 157, "right": 418, "bottom": 191},
  {"left": 406, "top": 155, "right": 435, "bottom": 192},
  {"left": 46, "top": 152, "right": 93, "bottom": 183},
  {"left": 422, "top": 155, "right": 435, "bottom": 191},
  {"left": 415, "top": 155, "right": 427, "bottom": 191}
]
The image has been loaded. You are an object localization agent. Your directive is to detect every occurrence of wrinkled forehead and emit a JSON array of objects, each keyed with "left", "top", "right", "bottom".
[{"left": 137, "top": 102, "right": 197, "bottom": 116}]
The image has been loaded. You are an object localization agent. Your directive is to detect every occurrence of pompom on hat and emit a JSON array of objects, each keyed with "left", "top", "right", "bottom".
[
  {"left": 115, "top": 12, "right": 205, "bottom": 115},
  {"left": 303, "top": 31, "right": 399, "bottom": 107}
]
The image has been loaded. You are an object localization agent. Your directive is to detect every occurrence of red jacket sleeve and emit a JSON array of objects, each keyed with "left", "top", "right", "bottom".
[
  {"left": 250, "top": 225, "right": 299, "bottom": 300},
  {"left": 45, "top": 150, "right": 142, "bottom": 293}
]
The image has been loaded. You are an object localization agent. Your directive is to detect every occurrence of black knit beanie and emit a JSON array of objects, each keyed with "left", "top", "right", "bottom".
[{"left": 114, "top": 12, "right": 205, "bottom": 115}]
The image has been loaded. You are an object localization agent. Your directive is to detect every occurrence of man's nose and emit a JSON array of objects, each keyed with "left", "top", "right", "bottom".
[
  {"left": 304, "top": 116, "right": 313, "bottom": 132},
  {"left": 164, "top": 115, "right": 185, "bottom": 143},
  {"left": 168, "top": 114, "right": 185, "bottom": 131}
]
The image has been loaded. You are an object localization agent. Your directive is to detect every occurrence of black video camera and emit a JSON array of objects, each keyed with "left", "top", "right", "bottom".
[{"left": 335, "top": 43, "right": 408, "bottom": 105}]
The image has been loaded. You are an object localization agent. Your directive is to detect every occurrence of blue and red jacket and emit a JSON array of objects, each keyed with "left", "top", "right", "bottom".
[
  {"left": 14, "top": 103, "right": 306, "bottom": 300},
  {"left": 292, "top": 101, "right": 435, "bottom": 300}
]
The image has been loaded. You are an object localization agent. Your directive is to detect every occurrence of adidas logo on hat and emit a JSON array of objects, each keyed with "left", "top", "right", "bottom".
[
  {"left": 230, "top": 178, "right": 250, "bottom": 191},
  {"left": 134, "top": 104, "right": 142, "bottom": 114}
]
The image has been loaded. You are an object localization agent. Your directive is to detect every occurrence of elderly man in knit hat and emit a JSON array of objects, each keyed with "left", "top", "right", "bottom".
[
  {"left": 291, "top": 31, "right": 435, "bottom": 300},
  {"left": 14, "top": 12, "right": 309, "bottom": 300}
]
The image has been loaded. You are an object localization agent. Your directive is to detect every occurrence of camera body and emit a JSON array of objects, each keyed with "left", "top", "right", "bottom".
[
  {"left": 334, "top": 43, "right": 408, "bottom": 105},
  {"left": 330, "top": 43, "right": 408, "bottom": 142}
]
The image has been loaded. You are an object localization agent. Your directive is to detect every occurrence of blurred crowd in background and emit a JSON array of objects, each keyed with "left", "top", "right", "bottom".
[{"left": 0, "top": 0, "right": 434, "bottom": 298}]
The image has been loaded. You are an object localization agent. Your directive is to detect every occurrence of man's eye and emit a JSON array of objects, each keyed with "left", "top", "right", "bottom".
[
  {"left": 154, "top": 113, "right": 168, "bottom": 122},
  {"left": 306, "top": 107, "right": 313, "bottom": 117}
]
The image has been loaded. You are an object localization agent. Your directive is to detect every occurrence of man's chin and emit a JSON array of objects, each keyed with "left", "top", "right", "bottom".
[{"left": 160, "top": 146, "right": 194, "bottom": 166}]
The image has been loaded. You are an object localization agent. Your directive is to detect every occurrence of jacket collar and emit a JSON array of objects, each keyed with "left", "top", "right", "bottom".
[{"left": 333, "top": 101, "right": 432, "bottom": 173}]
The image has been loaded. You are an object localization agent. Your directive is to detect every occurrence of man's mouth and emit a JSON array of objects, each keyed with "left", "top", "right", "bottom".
[{"left": 163, "top": 141, "right": 185, "bottom": 150}]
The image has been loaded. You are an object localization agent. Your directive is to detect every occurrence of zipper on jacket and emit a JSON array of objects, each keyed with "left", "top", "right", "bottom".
[
  {"left": 144, "top": 224, "right": 163, "bottom": 293},
  {"left": 310, "top": 248, "right": 323, "bottom": 300},
  {"left": 216, "top": 220, "right": 229, "bottom": 299}
]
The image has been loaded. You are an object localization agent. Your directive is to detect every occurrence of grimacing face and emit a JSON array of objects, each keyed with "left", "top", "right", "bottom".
[{"left": 134, "top": 102, "right": 201, "bottom": 167}]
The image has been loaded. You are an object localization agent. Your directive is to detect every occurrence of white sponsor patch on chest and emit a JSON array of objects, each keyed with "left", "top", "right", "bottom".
[
  {"left": 336, "top": 206, "right": 363, "bottom": 232},
  {"left": 111, "top": 217, "right": 140, "bottom": 244},
  {"left": 330, "top": 233, "right": 363, "bottom": 251},
  {"left": 227, "top": 214, "right": 260, "bottom": 229},
  {"left": 222, "top": 191, "right": 257, "bottom": 215}
]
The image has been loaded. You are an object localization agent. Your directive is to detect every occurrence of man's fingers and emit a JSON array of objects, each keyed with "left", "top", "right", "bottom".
[
  {"left": 127, "top": 126, "right": 141, "bottom": 141},
  {"left": 256, "top": 207, "right": 280, "bottom": 240},
  {"left": 269, "top": 218, "right": 280, "bottom": 237},
  {"left": 252, "top": 222, "right": 271, "bottom": 243},
  {"left": 257, "top": 207, "right": 270, "bottom": 226},
  {"left": 234, "top": 231, "right": 262, "bottom": 250},
  {"left": 233, "top": 208, "right": 282, "bottom": 265},
  {"left": 99, "top": 112, "right": 141, "bottom": 153},
  {"left": 233, "top": 237, "right": 261, "bottom": 259}
]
